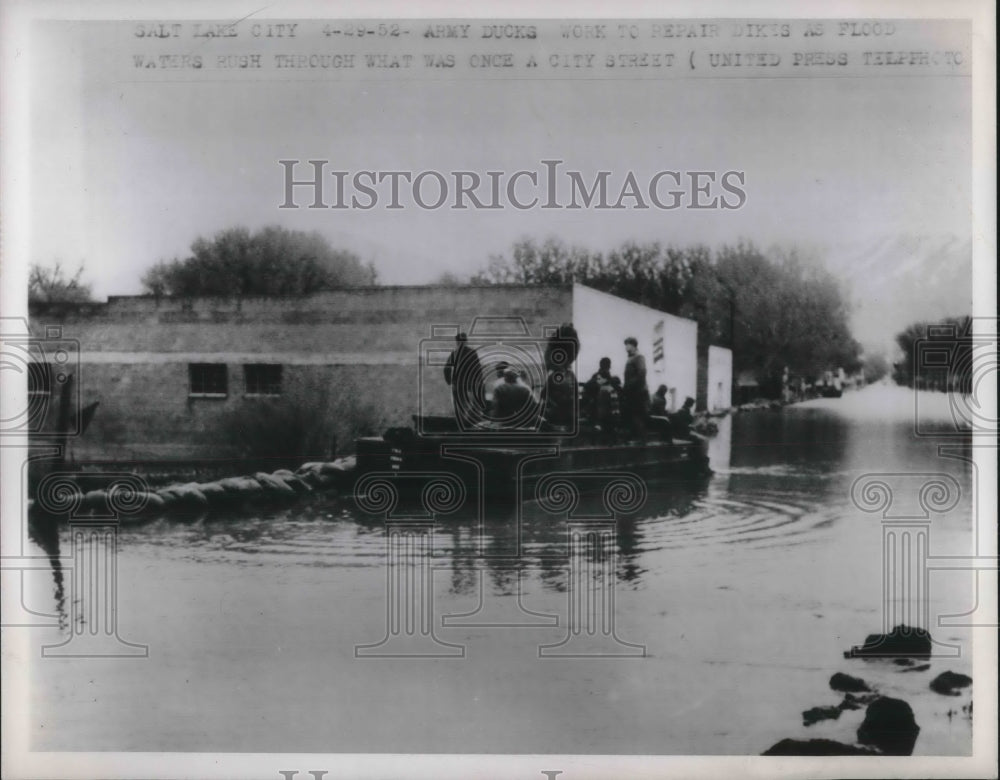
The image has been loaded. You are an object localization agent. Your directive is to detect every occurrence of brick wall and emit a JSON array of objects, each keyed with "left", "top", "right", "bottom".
[{"left": 29, "top": 286, "right": 573, "bottom": 463}]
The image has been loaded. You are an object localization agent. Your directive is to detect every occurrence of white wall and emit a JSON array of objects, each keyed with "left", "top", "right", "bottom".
[
  {"left": 572, "top": 284, "right": 697, "bottom": 412},
  {"left": 707, "top": 345, "right": 733, "bottom": 411}
]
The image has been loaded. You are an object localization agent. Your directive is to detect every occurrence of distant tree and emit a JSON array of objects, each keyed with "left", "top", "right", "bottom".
[
  {"left": 141, "top": 226, "right": 377, "bottom": 296},
  {"left": 29, "top": 262, "right": 94, "bottom": 303},
  {"left": 893, "top": 315, "right": 971, "bottom": 392},
  {"left": 860, "top": 351, "right": 890, "bottom": 384},
  {"left": 474, "top": 237, "right": 863, "bottom": 396}
]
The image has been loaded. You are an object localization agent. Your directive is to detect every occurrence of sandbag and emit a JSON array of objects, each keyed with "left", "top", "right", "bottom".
[
  {"left": 219, "top": 476, "right": 263, "bottom": 496},
  {"left": 81, "top": 489, "right": 109, "bottom": 515},
  {"left": 174, "top": 483, "right": 209, "bottom": 508},
  {"left": 255, "top": 472, "right": 298, "bottom": 500},
  {"left": 196, "top": 481, "right": 229, "bottom": 505},
  {"left": 277, "top": 473, "right": 313, "bottom": 494},
  {"left": 139, "top": 491, "right": 167, "bottom": 517}
]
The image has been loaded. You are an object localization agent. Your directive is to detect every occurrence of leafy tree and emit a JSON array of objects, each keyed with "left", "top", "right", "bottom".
[
  {"left": 141, "top": 226, "right": 377, "bottom": 296},
  {"left": 474, "top": 237, "right": 862, "bottom": 395},
  {"left": 893, "top": 316, "right": 971, "bottom": 391},
  {"left": 29, "top": 262, "right": 94, "bottom": 303}
]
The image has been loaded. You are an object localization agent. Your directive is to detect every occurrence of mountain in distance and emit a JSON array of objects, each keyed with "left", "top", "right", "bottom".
[{"left": 823, "top": 233, "right": 973, "bottom": 356}]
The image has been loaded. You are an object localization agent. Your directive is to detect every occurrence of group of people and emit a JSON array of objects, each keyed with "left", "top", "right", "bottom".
[
  {"left": 444, "top": 327, "right": 696, "bottom": 442},
  {"left": 581, "top": 339, "right": 696, "bottom": 443},
  {"left": 443, "top": 323, "right": 580, "bottom": 431}
]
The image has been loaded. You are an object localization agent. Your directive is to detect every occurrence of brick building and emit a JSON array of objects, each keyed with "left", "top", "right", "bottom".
[{"left": 27, "top": 284, "right": 728, "bottom": 464}]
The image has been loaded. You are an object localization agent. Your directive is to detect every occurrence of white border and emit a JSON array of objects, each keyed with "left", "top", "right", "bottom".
[{"left": 1, "top": 1, "right": 995, "bottom": 778}]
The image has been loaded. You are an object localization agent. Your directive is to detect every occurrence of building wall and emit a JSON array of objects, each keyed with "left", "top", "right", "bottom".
[
  {"left": 707, "top": 346, "right": 733, "bottom": 412},
  {"left": 28, "top": 286, "right": 573, "bottom": 462},
  {"left": 572, "top": 284, "right": 697, "bottom": 412}
]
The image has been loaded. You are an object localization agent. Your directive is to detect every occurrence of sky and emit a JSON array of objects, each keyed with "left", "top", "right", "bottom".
[{"left": 28, "top": 18, "right": 973, "bottom": 351}]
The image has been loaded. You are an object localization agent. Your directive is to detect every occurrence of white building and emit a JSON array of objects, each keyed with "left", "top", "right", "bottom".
[{"left": 572, "top": 284, "right": 697, "bottom": 413}]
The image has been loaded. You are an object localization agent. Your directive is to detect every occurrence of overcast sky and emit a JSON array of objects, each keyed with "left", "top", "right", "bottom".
[{"left": 29, "top": 19, "right": 971, "bottom": 349}]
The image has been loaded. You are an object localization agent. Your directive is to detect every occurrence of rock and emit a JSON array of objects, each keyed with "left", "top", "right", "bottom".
[
  {"left": 846, "top": 624, "right": 932, "bottom": 658},
  {"left": 899, "top": 663, "right": 931, "bottom": 673},
  {"left": 295, "top": 462, "right": 325, "bottom": 476},
  {"left": 803, "top": 706, "right": 842, "bottom": 726},
  {"left": 830, "top": 672, "right": 870, "bottom": 692},
  {"left": 857, "top": 697, "right": 920, "bottom": 755},
  {"left": 929, "top": 671, "right": 972, "bottom": 696},
  {"left": 763, "top": 738, "right": 878, "bottom": 756}
]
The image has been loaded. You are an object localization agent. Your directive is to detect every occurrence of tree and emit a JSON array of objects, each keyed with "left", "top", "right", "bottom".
[
  {"left": 892, "top": 315, "right": 971, "bottom": 391},
  {"left": 474, "top": 237, "right": 863, "bottom": 396},
  {"left": 29, "top": 262, "right": 94, "bottom": 303},
  {"left": 141, "top": 226, "right": 377, "bottom": 296}
]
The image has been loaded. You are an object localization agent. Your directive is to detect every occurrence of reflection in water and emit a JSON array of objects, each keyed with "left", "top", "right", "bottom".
[
  {"left": 27, "top": 513, "right": 66, "bottom": 629},
  {"left": 28, "top": 392, "right": 972, "bottom": 605}
]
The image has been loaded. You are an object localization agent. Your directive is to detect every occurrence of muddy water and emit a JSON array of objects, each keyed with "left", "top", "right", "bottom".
[{"left": 27, "top": 383, "right": 976, "bottom": 754}]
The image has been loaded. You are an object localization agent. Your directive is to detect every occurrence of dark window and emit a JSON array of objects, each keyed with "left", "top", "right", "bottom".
[
  {"left": 189, "top": 363, "right": 227, "bottom": 396},
  {"left": 244, "top": 364, "right": 283, "bottom": 396},
  {"left": 28, "top": 362, "right": 52, "bottom": 396}
]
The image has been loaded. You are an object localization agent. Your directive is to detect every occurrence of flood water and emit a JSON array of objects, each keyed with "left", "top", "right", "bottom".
[{"left": 25, "top": 384, "right": 977, "bottom": 755}]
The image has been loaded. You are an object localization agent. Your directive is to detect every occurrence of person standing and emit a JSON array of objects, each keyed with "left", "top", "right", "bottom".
[
  {"left": 443, "top": 332, "right": 485, "bottom": 428},
  {"left": 541, "top": 323, "right": 579, "bottom": 430},
  {"left": 622, "top": 337, "right": 650, "bottom": 442}
]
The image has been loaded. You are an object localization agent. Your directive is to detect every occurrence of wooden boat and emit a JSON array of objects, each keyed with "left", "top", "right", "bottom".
[{"left": 355, "top": 415, "right": 711, "bottom": 506}]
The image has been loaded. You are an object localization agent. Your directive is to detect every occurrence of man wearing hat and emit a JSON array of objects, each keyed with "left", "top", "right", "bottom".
[{"left": 443, "top": 332, "right": 486, "bottom": 427}]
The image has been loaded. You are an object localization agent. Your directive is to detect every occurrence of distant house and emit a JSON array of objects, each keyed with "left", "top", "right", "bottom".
[{"left": 27, "top": 284, "right": 725, "bottom": 464}]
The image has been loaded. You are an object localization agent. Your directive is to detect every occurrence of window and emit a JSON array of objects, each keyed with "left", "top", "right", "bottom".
[
  {"left": 189, "top": 363, "right": 227, "bottom": 397},
  {"left": 244, "top": 364, "right": 282, "bottom": 396},
  {"left": 28, "top": 361, "right": 52, "bottom": 397}
]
